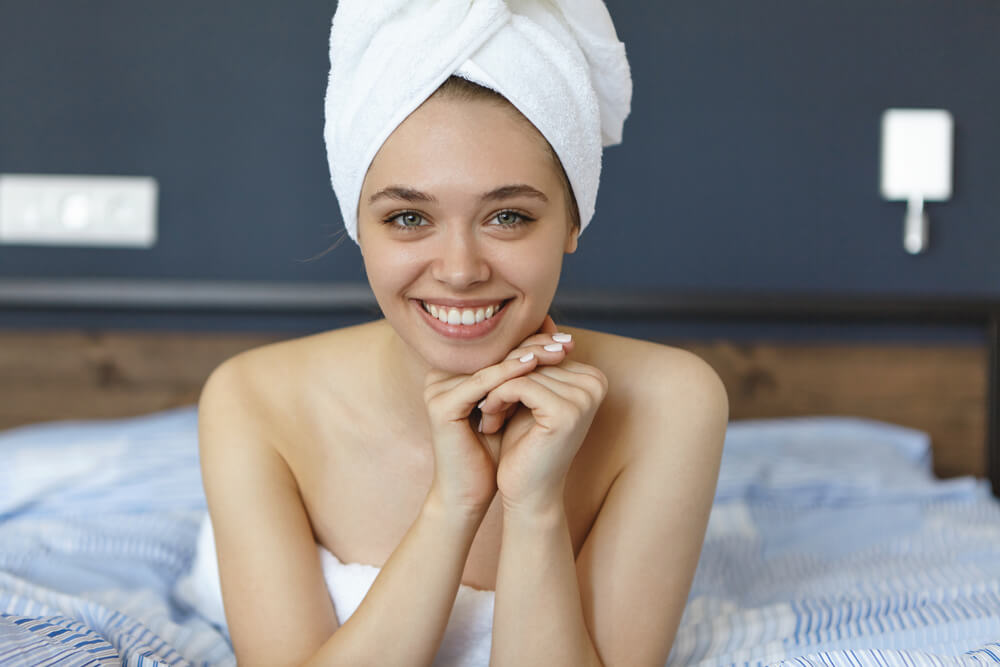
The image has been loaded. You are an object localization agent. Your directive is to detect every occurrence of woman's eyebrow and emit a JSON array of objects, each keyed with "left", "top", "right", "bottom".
[
  {"left": 368, "top": 184, "right": 548, "bottom": 205},
  {"left": 368, "top": 186, "right": 435, "bottom": 205},
  {"left": 481, "top": 184, "right": 549, "bottom": 203}
]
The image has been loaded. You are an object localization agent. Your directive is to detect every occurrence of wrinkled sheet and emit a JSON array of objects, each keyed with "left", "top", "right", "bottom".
[
  {"left": 672, "top": 417, "right": 1000, "bottom": 666},
  {"left": 0, "top": 408, "right": 998, "bottom": 666},
  {"left": 0, "top": 407, "right": 232, "bottom": 666}
]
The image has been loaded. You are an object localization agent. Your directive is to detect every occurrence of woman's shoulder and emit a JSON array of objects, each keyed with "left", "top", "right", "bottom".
[
  {"left": 564, "top": 326, "right": 729, "bottom": 457},
  {"left": 218, "top": 320, "right": 386, "bottom": 382},
  {"left": 562, "top": 325, "right": 728, "bottom": 403},
  {"left": 202, "top": 320, "right": 388, "bottom": 428}
]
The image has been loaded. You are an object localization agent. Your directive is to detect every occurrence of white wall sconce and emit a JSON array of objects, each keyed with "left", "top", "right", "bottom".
[{"left": 880, "top": 109, "right": 953, "bottom": 255}]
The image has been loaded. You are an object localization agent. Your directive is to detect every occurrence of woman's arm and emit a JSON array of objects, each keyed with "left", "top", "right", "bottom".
[
  {"left": 492, "top": 494, "right": 603, "bottom": 666},
  {"left": 488, "top": 348, "right": 728, "bottom": 666},
  {"left": 307, "top": 490, "right": 485, "bottom": 667},
  {"left": 200, "top": 357, "right": 485, "bottom": 667}
]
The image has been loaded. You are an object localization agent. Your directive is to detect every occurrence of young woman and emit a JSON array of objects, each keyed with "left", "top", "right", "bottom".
[{"left": 195, "top": 4, "right": 728, "bottom": 666}]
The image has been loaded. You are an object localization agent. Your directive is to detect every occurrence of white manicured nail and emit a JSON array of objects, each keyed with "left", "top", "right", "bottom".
[
  {"left": 552, "top": 333, "right": 572, "bottom": 343},
  {"left": 519, "top": 352, "right": 535, "bottom": 363},
  {"left": 543, "top": 343, "right": 563, "bottom": 352},
  {"left": 477, "top": 399, "right": 486, "bottom": 409}
]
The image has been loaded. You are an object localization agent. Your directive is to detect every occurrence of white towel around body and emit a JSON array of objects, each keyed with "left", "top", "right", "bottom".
[{"left": 174, "top": 515, "right": 496, "bottom": 666}]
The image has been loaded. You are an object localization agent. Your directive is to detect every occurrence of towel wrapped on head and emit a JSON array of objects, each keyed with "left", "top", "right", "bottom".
[{"left": 324, "top": 0, "right": 633, "bottom": 243}]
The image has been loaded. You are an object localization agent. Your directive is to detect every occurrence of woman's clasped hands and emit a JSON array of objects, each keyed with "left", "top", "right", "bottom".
[{"left": 423, "top": 316, "right": 607, "bottom": 520}]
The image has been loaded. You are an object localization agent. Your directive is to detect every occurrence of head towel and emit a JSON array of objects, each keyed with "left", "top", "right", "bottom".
[{"left": 324, "top": 0, "right": 632, "bottom": 243}]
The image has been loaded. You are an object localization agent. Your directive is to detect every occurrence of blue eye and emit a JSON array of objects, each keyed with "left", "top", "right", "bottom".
[{"left": 384, "top": 211, "right": 427, "bottom": 230}]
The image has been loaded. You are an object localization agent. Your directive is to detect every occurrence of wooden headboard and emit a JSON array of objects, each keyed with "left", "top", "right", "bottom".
[{"left": 1, "top": 284, "right": 998, "bottom": 495}]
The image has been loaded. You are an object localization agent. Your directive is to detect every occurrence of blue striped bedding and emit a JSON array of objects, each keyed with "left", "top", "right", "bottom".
[{"left": 0, "top": 408, "right": 997, "bottom": 666}]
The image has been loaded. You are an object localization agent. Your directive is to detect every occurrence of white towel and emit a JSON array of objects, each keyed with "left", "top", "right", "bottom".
[
  {"left": 175, "top": 515, "right": 496, "bottom": 666},
  {"left": 324, "top": 0, "right": 632, "bottom": 243}
]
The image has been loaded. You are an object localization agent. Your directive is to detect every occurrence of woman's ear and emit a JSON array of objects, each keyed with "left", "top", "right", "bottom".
[{"left": 564, "top": 228, "right": 579, "bottom": 254}]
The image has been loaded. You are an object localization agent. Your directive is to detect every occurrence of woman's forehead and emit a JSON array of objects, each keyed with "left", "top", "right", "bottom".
[{"left": 364, "top": 97, "right": 559, "bottom": 195}]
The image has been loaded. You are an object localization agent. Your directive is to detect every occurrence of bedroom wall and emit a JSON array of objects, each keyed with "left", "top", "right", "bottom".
[{"left": 0, "top": 1, "right": 997, "bottom": 341}]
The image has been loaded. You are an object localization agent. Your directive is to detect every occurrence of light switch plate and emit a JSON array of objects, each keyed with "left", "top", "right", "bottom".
[
  {"left": 0, "top": 174, "right": 158, "bottom": 248},
  {"left": 880, "top": 109, "right": 953, "bottom": 202}
]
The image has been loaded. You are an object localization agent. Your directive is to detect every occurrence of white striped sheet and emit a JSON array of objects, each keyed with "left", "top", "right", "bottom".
[
  {"left": 3, "top": 408, "right": 999, "bottom": 667},
  {"left": 0, "top": 407, "right": 204, "bottom": 519},
  {"left": 672, "top": 601, "right": 798, "bottom": 664},
  {"left": 0, "top": 613, "right": 120, "bottom": 667},
  {"left": 0, "top": 408, "right": 233, "bottom": 665},
  {"left": 774, "top": 642, "right": 1000, "bottom": 667},
  {"left": 0, "top": 571, "right": 233, "bottom": 666},
  {"left": 716, "top": 417, "right": 986, "bottom": 507},
  {"left": 1, "top": 513, "right": 203, "bottom": 594},
  {"left": 670, "top": 492, "right": 1000, "bottom": 666}
]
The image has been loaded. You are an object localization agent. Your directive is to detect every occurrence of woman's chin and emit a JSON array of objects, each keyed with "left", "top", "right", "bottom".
[{"left": 424, "top": 347, "right": 508, "bottom": 376}]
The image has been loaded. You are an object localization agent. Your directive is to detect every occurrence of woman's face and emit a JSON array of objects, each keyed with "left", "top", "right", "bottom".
[{"left": 358, "top": 95, "right": 577, "bottom": 375}]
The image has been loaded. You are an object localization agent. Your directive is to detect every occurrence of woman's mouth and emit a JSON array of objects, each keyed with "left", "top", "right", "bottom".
[
  {"left": 414, "top": 299, "right": 510, "bottom": 339},
  {"left": 421, "top": 300, "right": 505, "bottom": 325}
]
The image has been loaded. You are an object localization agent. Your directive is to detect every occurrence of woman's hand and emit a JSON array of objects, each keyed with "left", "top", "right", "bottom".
[
  {"left": 478, "top": 315, "right": 576, "bottom": 434},
  {"left": 422, "top": 316, "right": 582, "bottom": 519},
  {"left": 480, "top": 320, "right": 608, "bottom": 513},
  {"left": 424, "top": 359, "right": 527, "bottom": 519}
]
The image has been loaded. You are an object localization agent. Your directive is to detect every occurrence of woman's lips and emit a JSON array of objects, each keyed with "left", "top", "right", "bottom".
[{"left": 414, "top": 299, "right": 509, "bottom": 339}]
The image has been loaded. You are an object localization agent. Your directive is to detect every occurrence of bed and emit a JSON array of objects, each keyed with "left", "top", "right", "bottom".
[{"left": 2, "top": 291, "right": 999, "bottom": 666}]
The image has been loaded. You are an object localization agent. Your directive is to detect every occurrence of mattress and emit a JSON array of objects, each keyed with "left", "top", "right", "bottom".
[{"left": 0, "top": 407, "right": 997, "bottom": 666}]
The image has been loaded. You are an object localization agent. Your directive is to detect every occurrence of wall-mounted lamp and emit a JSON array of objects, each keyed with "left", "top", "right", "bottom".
[{"left": 880, "top": 109, "right": 953, "bottom": 255}]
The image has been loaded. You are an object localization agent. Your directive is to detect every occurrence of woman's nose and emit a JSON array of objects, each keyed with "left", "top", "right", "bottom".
[{"left": 430, "top": 230, "right": 490, "bottom": 289}]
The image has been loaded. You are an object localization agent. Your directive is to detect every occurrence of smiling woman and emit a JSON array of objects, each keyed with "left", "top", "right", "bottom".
[
  {"left": 358, "top": 88, "right": 577, "bottom": 374},
  {"left": 186, "top": 2, "right": 729, "bottom": 667}
]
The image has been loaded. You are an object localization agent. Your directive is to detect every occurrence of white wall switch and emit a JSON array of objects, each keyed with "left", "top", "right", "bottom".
[
  {"left": 880, "top": 109, "right": 953, "bottom": 255},
  {"left": 0, "top": 174, "right": 158, "bottom": 248}
]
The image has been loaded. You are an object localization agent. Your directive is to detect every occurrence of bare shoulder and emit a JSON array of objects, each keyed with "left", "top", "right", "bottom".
[
  {"left": 563, "top": 326, "right": 729, "bottom": 416},
  {"left": 562, "top": 325, "right": 729, "bottom": 483},
  {"left": 198, "top": 320, "right": 390, "bottom": 457},
  {"left": 208, "top": 320, "right": 384, "bottom": 381},
  {"left": 203, "top": 321, "right": 384, "bottom": 404}
]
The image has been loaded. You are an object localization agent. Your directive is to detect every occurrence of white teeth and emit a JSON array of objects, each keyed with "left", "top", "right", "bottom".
[{"left": 422, "top": 301, "right": 503, "bottom": 326}]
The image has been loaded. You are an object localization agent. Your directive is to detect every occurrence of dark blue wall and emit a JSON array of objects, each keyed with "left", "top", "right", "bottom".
[{"left": 1, "top": 1, "right": 997, "bottom": 340}]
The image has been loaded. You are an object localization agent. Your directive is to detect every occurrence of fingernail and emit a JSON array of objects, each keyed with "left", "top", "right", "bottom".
[
  {"left": 477, "top": 399, "right": 486, "bottom": 409},
  {"left": 477, "top": 415, "right": 483, "bottom": 432},
  {"left": 519, "top": 352, "right": 535, "bottom": 363},
  {"left": 552, "top": 333, "right": 572, "bottom": 343},
  {"left": 543, "top": 343, "right": 563, "bottom": 352}
]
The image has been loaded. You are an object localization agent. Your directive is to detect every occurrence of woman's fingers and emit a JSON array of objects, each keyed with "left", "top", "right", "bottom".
[
  {"left": 502, "top": 341, "right": 571, "bottom": 370},
  {"left": 427, "top": 315, "right": 575, "bottom": 432},
  {"left": 527, "top": 363, "right": 609, "bottom": 402},
  {"left": 505, "top": 332, "right": 574, "bottom": 362},
  {"left": 507, "top": 314, "right": 572, "bottom": 362},
  {"left": 424, "top": 354, "right": 539, "bottom": 422},
  {"left": 479, "top": 373, "right": 600, "bottom": 443},
  {"left": 479, "top": 401, "right": 520, "bottom": 434},
  {"left": 478, "top": 337, "right": 572, "bottom": 431},
  {"left": 478, "top": 362, "right": 607, "bottom": 429}
]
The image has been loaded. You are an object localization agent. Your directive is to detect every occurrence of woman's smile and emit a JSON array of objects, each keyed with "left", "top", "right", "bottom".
[{"left": 413, "top": 298, "right": 511, "bottom": 340}]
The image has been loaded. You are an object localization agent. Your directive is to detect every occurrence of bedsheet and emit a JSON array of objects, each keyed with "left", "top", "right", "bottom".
[{"left": 0, "top": 407, "right": 997, "bottom": 666}]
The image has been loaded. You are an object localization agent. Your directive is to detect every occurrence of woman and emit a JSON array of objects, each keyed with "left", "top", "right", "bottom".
[{"left": 195, "top": 2, "right": 728, "bottom": 666}]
